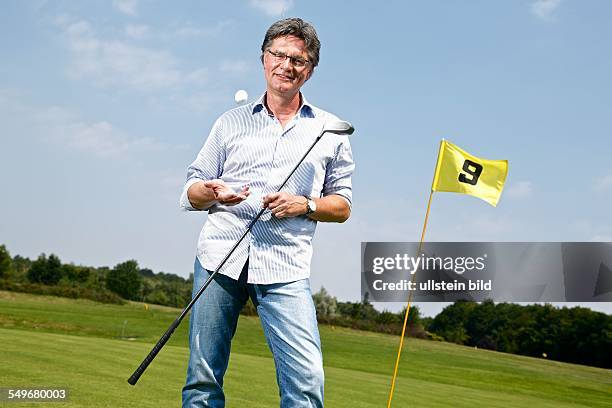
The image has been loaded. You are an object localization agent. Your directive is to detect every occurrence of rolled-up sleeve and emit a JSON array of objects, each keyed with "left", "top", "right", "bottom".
[
  {"left": 321, "top": 137, "right": 354, "bottom": 207},
  {"left": 179, "top": 118, "right": 226, "bottom": 211}
]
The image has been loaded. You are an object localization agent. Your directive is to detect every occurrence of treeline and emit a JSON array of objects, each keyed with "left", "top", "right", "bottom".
[
  {"left": 0, "top": 245, "right": 192, "bottom": 307},
  {"left": 309, "top": 288, "right": 425, "bottom": 337},
  {"left": 0, "top": 245, "right": 424, "bottom": 335},
  {"left": 2, "top": 245, "right": 610, "bottom": 369},
  {"left": 427, "top": 300, "right": 612, "bottom": 369}
]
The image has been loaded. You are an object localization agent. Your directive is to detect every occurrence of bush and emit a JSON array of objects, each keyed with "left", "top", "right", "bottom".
[{"left": 0, "top": 280, "right": 124, "bottom": 304}]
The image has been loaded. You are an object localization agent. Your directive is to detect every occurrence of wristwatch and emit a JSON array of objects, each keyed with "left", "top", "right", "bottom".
[{"left": 304, "top": 196, "right": 317, "bottom": 215}]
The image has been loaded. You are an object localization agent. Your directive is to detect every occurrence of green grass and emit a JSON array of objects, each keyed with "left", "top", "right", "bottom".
[{"left": 0, "top": 291, "right": 610, "bottom": 407}]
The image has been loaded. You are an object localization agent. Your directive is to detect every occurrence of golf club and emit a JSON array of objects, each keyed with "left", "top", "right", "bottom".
[{"left": 128, "top": 120, "right": 355, "bottom": 385}]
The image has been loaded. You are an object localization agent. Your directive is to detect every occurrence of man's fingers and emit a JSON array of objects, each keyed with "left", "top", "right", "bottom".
[
  {"left": 271, "top": 203, "right": 291, "bottom": 218},
  {"left": 266, "top": 199, "right": 284, "bottom": 210},
  {"left": 201, "top": 180, "right": 251, "bottom": 205},
  {"left": 216, "top": 189, "right": 251, "bottom": 205},
  {"left": 238, "top": 186, "right": 250, "bottom": 197},
  {"left": 263, "top": 192, "right": 280, "bottom": 206},
  {"left": 225, "top": 195, "right": 245, "bottom": 203}
]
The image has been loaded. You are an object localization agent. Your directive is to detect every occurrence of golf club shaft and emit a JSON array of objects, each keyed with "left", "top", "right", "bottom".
[{"left": 127, "top": 133, "right": 325, "bottom": 385}]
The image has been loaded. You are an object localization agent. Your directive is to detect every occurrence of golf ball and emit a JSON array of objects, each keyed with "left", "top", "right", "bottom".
[{"left": 234, "top": 89, "right": 248, "bottom": 104}]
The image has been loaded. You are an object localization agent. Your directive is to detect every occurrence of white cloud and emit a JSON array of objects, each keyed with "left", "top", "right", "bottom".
[
  {"left": 62, "top": 20, "right": 208, "bottom": 91},
  {"left": 506, "top": 181, "right": 533, "bottom": 198},
  {"left": 66, "top": 19, "right": 92, "bottom": 36},
  {"left": 125, "top": 24, "right": 149, "bottom": 39},
  {"left": 121, "top": 21, "right": 233, "bottom": 43},
  {"left": 35, "top": 106, "right": 170, "bottom": 158},
  {"left": 531, "top": 0, "right": 562, "bottom": 21},
  {"left": 113, "top": 0, "right": 139, "bottom": 16},
  {"left": 595, "top": 173, "right": 612, "bottom": 192},
  {"left": 249, "top": 0, "right": 294, "bottom": 16},
  {"left": 62, "top": 121, "right": 132, "bottom": 157}
]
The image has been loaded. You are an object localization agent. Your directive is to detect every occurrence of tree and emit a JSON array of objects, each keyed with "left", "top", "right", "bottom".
[
  {"left": 11, "top": 255, "right": 31, "bottom": 277},
  {"left": 106, "top": 260, "right": 143, "bottom": 300},
  {"left": 398, "top": 305, "right": 421, "bottom": 328},
  {"left": 0, "top": 245, "right": 11, "bottom": 279},
  {"left": 429, "top": 300, "right": 477, "bottom": 344},
  {"left": 312, "top": 287, "right": 337, "bottom": 319},
  {"left": 61, "top": 264, "right": 90, "bottom": 284},
  {"left": 376, "top": 311, "right": 400, "bottom": 324},
  {"left": 140, "top": 279, "right": 154, "bottom": 301},
  {"left": 26, "top": 255, "right": 46, "bottom": 284},
  {"left": 145, "top": 289, "right": 169, "bottom": 306},
  {"left": 139, "top": 268, "right": 154, "bottom": 278},
  {"left": 27, "top": 253, "right": 63, "bottom": 285}
]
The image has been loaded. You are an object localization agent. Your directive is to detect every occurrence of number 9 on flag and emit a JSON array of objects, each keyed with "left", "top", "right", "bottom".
[{"left": 431, "top": 140, "right": 508, "bottom": 206}]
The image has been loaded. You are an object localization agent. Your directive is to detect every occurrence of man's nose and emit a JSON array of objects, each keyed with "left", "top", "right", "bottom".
[{"left": 280, "top": 57, "right": 292, "bottom": 70}]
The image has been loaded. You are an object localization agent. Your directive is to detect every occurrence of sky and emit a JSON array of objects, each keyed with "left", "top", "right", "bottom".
[{"left": 1, "top": 0, "right": 611, "bottom": 316}]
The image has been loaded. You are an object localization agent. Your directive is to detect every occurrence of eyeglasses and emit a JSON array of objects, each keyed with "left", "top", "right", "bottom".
[{"left": 266, "top": 49, "right": 310, "bottom": 68}]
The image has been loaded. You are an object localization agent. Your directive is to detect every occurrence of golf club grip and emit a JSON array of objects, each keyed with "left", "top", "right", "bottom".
[{"left": 127, "top": 319, "right": 179, "bottom": 385}]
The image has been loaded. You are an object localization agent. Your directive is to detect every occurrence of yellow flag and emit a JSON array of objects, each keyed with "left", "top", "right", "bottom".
[{"left": 431, "top": 140, "right": 508, "bottom": 206}]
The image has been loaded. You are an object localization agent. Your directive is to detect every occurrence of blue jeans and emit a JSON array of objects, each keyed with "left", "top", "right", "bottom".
[{"left": 182, "top": 258, "right": 324, "bottom": 407}]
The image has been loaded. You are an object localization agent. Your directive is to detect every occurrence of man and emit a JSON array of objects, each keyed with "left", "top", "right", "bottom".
[{"left": 180, "top": 17, "right": 354, "bottom": 407}]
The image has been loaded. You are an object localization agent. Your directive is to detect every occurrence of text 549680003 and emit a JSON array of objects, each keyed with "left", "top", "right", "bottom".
[{"left": 1, "top": 388, "right": 69, "bottom": 402}]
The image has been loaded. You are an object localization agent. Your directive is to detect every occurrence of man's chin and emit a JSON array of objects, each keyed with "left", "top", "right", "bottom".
[{"left": 270, "top": 85, "right": 299, "bottom": 96}]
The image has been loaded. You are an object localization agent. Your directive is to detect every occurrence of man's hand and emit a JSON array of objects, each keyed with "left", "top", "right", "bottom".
[
  {"left": 188, "top": 179, "right": 249, "bottom": 209},
  {"left": 263, "top": 192, "right": 307, "bottom": 218},
  {"left": 204, "top": 179, "right": 250, "bottom": 206}
]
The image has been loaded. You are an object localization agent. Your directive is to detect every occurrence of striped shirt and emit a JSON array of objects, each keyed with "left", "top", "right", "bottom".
[{"left": 180, "top": 93, "right": 354, "bottom": 284}]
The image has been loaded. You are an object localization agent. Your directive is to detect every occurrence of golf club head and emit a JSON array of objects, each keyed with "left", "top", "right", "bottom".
[{"left": 321, "top": 120, "right": 354, "bottom": 136}]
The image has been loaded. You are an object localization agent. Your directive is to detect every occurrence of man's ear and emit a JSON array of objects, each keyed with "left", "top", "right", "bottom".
[{"left": 305, "top": 67, "right": 314, "bottom": 82}]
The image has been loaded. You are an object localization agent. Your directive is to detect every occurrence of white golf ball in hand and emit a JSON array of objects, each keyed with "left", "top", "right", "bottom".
[{"left": 234, "top": 89, "right": 248, "bottom": 104}]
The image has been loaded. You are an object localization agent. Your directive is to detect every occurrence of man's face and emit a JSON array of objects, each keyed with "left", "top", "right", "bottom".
[{"left": 263, "top": 35, "right": 313, "bottom": 97}]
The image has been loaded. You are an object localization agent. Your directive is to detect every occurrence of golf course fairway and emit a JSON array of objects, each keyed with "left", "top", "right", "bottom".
[{"left": 1, "top": 291, "right": 610, "bottom": 407}]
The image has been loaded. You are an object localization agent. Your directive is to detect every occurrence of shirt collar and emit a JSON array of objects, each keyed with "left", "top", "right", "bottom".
[{"left": 252, "top": 92, "right": 315, "bottom": 118}]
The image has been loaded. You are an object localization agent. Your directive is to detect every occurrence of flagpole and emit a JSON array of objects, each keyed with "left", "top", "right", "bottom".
[
  {"left": 386, "top": 138, "right": 507, "bottom": 406},
  {"left": 386, "top": 188, "right": 434, "bottom": 408},
  {"left": 386, "top": 140, "right": 444, "bottom": 407}
]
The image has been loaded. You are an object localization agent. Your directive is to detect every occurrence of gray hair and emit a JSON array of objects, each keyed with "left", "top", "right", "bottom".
[{"left": 261, "top": 18, "right": 321, "bottom": 67}]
